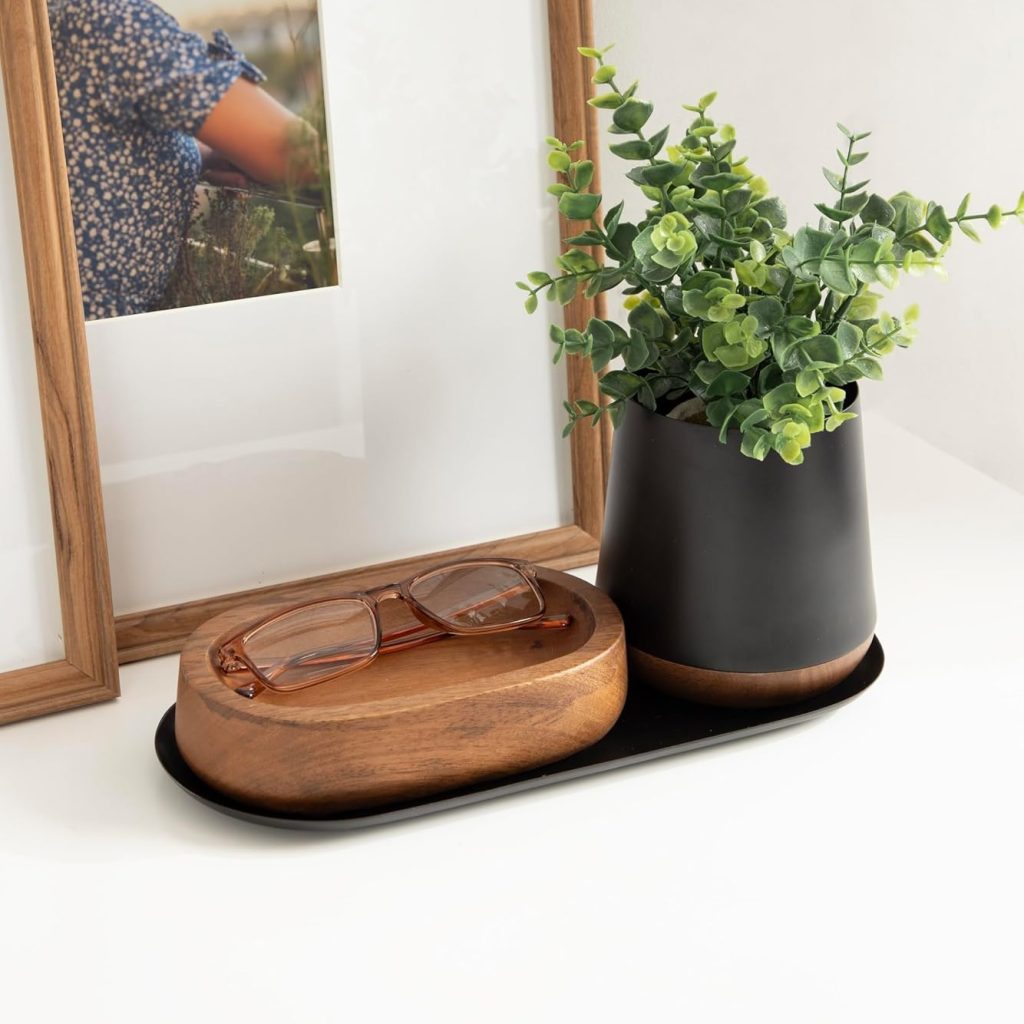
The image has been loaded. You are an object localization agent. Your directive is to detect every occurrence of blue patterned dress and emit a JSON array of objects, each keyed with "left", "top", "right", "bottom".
[{"left": 46, "top": 0, "right": 265, "bottom": 320}]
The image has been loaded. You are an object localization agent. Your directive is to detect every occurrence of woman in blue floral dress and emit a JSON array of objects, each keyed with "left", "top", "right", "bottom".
[{"left": 47, "top": 0, "right": 318, "bottom": 320}]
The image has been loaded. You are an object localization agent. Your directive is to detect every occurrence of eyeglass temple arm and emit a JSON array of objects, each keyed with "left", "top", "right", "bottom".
[{"left": 379, "top": 613, "right": 570, "bottom": 654}]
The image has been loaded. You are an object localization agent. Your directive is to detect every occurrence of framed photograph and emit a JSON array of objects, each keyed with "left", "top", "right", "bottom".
[
  {"left": 6, "top": 0, "right": 609, "bottom": 666},
  {"left": 0, "top": 0, "right": 119, "bottom": 724}
]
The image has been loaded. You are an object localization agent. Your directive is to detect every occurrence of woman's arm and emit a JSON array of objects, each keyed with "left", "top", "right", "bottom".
[{"left": 196, "top": 78, "right": 320, "bottom": 188}]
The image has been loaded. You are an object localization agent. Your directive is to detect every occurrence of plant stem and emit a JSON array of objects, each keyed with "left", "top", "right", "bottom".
[
  {"left": 826, "top": 288, "right": 859, "bottom": 333},
  {"left": 601, "top": 66, "right": 673, "bottom": 215}
]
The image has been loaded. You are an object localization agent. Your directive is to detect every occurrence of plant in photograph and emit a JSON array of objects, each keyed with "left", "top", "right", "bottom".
[{"left": 518, "top": 46, "right": 1023, "bottom": 465}]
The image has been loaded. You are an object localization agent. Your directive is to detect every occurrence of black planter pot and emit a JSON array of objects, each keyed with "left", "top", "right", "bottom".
[{"left": 596, "top": 385, "right": 876, "bottom": 708}]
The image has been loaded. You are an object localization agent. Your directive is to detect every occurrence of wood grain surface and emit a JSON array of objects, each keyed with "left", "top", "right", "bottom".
[
  {"left": 630, "top": 637, "right": 875, "bottom": 709},
  {"left": 0, "top": 0, "right": 119, "bottom": 725},
  {"left": 174, "top": 568, "right": 627, "bottom": 813}
]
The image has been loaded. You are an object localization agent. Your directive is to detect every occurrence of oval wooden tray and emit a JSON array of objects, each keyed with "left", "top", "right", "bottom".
[{"left": 174, "top": 568, "right": 627, "bottom": 814}]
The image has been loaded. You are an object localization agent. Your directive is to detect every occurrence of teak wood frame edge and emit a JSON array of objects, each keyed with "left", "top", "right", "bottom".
[
  {"left": 0, "top": 0, "right": 119, "bottom": 724},
  {"left": 2, "top": 0, "right": 610, "bottom": 676},
  {"left": 115, "top": 0, "right": 612, "bottom": 663}
]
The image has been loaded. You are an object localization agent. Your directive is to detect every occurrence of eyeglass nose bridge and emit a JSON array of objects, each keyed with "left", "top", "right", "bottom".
[{"left": 366, "top": 583, "right": 406, "bottom": 605}]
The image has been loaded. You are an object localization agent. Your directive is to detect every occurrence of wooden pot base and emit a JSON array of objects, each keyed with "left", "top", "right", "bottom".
[
  {"left": 629, "top": 637, "right": 874, "bottom": 709},
  {"left": 174, "top": 569, "right": 626, "bottom": 814}
]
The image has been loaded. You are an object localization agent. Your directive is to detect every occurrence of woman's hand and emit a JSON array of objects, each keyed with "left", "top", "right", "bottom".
[
  {"left": 197, "top": 79, "right": 320, "bottom": 188},
  {"left": 196, "top": 142, "right": 251, "bottom": 189}
]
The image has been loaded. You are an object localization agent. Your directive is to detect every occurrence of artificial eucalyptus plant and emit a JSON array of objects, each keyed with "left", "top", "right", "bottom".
[{"left": 518, "top": 46, "right": 1023, "bottom": 465}]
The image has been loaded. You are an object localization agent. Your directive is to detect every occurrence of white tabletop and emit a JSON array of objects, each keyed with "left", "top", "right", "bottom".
[{"left": 2, "top": 412, "right": 1021, "bottom": 1024}]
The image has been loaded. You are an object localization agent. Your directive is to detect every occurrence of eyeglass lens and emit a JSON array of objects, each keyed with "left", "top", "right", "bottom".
[{"left": 409, "top": 564, "right": 541, "bottom": 630}]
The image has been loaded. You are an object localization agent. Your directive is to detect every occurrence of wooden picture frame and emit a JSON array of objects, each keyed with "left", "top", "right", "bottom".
[
  {"left": 0, "top": 0, "right": 119, "bottom": 724},
  {"left": 1, "top": 0, "right": 610, "bottom": 673}
]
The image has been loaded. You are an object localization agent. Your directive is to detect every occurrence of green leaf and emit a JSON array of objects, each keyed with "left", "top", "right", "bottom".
[
  {"left": 852, "top": 356, "right": 883, "bottom": 380},
  {"left": 796, "top": 368, "right": 822, "bottom": 397},
  {"left": 740, "top": 406, "right": 769, "bottom": 431},
  {"left": 642, "top": 162, "right": 686, "bottom": 187},
  {"left": 705, "top": 370, "right": 750, "bottom": 397},
  {"left": 925, "top": 204, "right": 953, "bottom": 243},
  {"left": 698, "top": 91, "right": 718, "bottom": 109},
  {"left": 860, "top": 194, "right": 895, "bottom": 226},
  {"left": 646, "top": 125, "right": 671, "bottom": 158},
  {"left": 822, "top": 167, "right": 845, "bottom": 192},
  {"left": 789, "top": 281, "right": 821, "bottom": 316},
  {"left": 587, "top": 318, "right": 615, "bottom": 346},
  {"left": 754, "top": 196, "right": 787, "bottom": 228},
  {"left": 612, "top": 99, "right": 654, "bottom": 132},
  {"left": 548, "top": 150, "right": 571, "bottom": 172},
  {"left": 777, "top": 438, "right": 805, "bottom": 466},
  {"left": 600, "top": 370, "right": 645, "bottom": 400},
  {"left": 820, "top": 255, "right": 857, "bottom": 295},
  {"left": 628, "top": 301, "right": 663, "bottom": 338},
  {"left": 563, "top": 328, "right": 587, "bottom": 353},
  {"left": 815, "top": 203, "right": 857, "bottom": 223},
  {"left": 623, "top": 331, "right": 650, "bottom": 371},
  {"left": 826, "top": 410, "right": 858, "bottom": 432},
  {"left": 836, "top": 321, "right": 862, "bottom": 359},
  {"left": 603, "top": 200, "right": 625, "bottom": 237},
  {"left": 764, "top": 383, "right": 801, "bottom": 416},
  {"left": 558, "top": 192, "right": 602, "bottom": 221},
  {"left": 554, "top": 276, "right": 578, "bottom": 305},
  {"left": 842, "top": 191, "right": 871, "bottom": 215},
  {"left": 724, "top": 188, "right": 752, "bottom": 214},
  {"left": 959, "top": 221, "right": 981, "bottom": 242},
  {"left": 749, "top": 296, "right": 785, "bottom": 330},
  {"left": 793, "top": 226, "right": 834, "bottom": 264},
  {"left": 843, "top": 151, "right": 869, "bottom": 166},
  {"left": 741, "top": 426, "right": 771, "bottom": 460},
  {"left": 956, "top": 193, "right": 971, "bottom": 218},
  {"left": 577, "top": 47, "right": 602, "bottom": 58},
  {"left": 609, "top": 139, "right": 653, "bottom": 161},
  {"left": 771, "top": 316, "right": 820, "bottom": 370},
  {"left": 589, "top": 92, "right": 624, "bottom": 110},
  {"left": 715, "top": 344, "right": 759, "bottom": 370},
  {"left": 802, "top": 335, "right": 844, "bottom": 367},
  {"left": 573, "top": 160, "right": 595, "bottom": 191},
  {"left": 592, "top": 64, "right": 617, "bottom": 84},
  {"left": 565, "top": 230, "right": 605, "bottom": 246},
  {"left": 694, "top": 172, "right": 747, "bottom": 191},
  {"left": 682, "top": 289, "right": 711, "bottom": 319}
]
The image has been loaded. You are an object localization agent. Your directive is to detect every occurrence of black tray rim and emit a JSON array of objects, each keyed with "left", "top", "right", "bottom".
[{"left": 155, "top": 637, "right": 883, "bottom": 831}]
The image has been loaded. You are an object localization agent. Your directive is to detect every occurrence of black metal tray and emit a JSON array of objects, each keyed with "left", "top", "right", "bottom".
[{"left": 155, "top": 637, "right": 883, "bottom": 830}]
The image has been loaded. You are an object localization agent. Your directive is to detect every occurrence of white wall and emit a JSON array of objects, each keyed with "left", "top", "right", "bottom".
[
  {"left": 0, "top": 86, "right": 64, "bottom": 672},
  {"left": 595, "top": 0, "right": 1024, "bottom": 491}
]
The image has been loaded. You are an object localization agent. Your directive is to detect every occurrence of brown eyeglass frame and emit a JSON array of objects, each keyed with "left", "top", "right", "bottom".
[{"left": 215, "top": 558, "right": 571, "bottom": 699}]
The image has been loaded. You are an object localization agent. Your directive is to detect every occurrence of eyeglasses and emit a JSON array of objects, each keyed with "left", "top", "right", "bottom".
[{"left": 215, "top": 558, "right": 570, "bottom": 699}]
